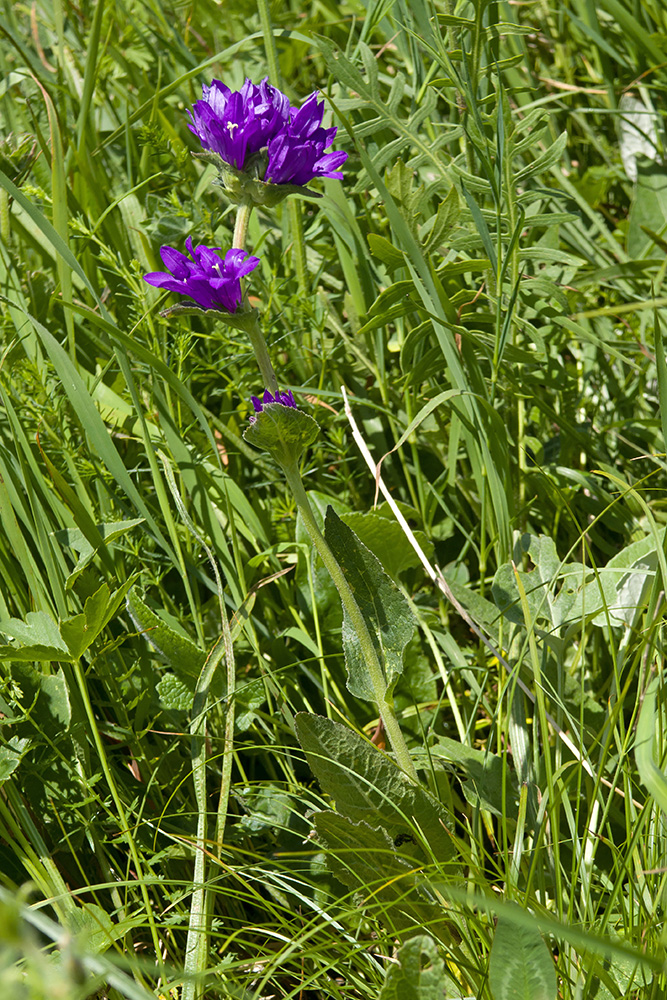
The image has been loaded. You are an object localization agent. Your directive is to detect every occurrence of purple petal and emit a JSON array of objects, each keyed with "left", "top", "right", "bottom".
[
  {"left": 145, "top": 239, "right": 260, "bottom": 314},
  {"left": 159, "top": 245, "right": 193, "bottom": 278}
]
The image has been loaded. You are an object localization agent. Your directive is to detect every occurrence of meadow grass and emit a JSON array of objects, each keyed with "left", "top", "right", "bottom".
[{"left": 1, "top": 0, "right": 667, "bottom": 997}]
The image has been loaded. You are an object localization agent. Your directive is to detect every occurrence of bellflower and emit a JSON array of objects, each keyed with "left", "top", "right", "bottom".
[
  {"left": 266, "top": 92, "right": 348, "bottom": 186},
  {"left": 188, "top": 77, "right": 347, "bottom": 189},
  {"left": 143, "top": 237, "right": 259, "bottom": 312},
  {"left": 188, "top": 78, "right": 290, "bottom": 171}
]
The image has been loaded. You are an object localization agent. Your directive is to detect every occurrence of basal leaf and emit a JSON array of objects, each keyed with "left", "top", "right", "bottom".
[
  {"left": 295, "top": 713, "right": 458, "bottom": 867},
  {"left": 312, "top": 812, "right": 456, "bottom": 944}
]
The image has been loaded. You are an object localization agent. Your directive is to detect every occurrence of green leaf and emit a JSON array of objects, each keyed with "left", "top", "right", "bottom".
[
  {"left": 54, "top": 518, "right": 144, "bottom": 587},
  {"left": 156, "top": 672, "right": 193, "bottom": 712},
  {"left": 295, "top": 713, "right": 458, "bottom": 866},
  {"left": 422, "top": 186, "right": 460, "bottom": 254},
  {"left": 39, "top": 669, "right": 72, "bottom": 732},
  {"left": 0, "top": 611, "right": 71, "bottom": 661},
  {"left": 628, "top": 160, "right": 667, "bottom": 259},
  {"left": 431, "top": 737, "right": 518, "bottom": 819},
  {"left": 635, "top": 675, "right": 667, "bottom": 815},
  {"left": 492, "top": 534, "right": 561, "bottom": 627},
  {"left": 126, "top": 588, "right": 205, "bottom": 681},
  {"left": 384, "top": 159, "right": 424, "bottom": 242},
  {"left": 489, "top": 905, "right": 557, "bottom": 1000},
  {"left": 67, "top": 902, "right": 145, "bottom": 954},
  {"left": 379, "top": 935, "right": 449, "bottom": 1000},
  {"left": 0, "top": 736, "right": 31, "bottom": 782},
  {"left": 340, "top": 511, "right": 433, "bottom": 580},
  {"left": 59, "top": 584, "right": 112, "bottom": 659},
  {"left": 312, "top": 812, "right": 456, "bottom": 944},
  {"left": 323, "top": 508, "right": 417, "bottom": 700},
  {"left": 556, "top": 530, "right": 665, "bottom": 631},
  {"left": 368, "top": 233, "right": 406, "bottom": 272}
]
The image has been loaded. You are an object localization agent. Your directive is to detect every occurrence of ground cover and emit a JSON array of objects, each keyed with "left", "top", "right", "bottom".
[{"left": 1, "top": 0, "right": 667, "bottom": 997}]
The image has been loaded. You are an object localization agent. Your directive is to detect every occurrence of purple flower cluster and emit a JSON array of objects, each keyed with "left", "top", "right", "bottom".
[
  {"left": 143, "top": 238, "right": 259, "bottom": 312},
  {"left": 188, "top": 77, "right": 347, "bottom": 187},
  {"left": 251, "top": 388, "right": 297, "bottom": 413}
]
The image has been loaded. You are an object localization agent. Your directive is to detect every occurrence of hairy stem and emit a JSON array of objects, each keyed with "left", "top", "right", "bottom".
[
  {"left": 232, "top": 200, "right": 253, "bottom": 252},
  {"left": 247, "top": 312, "right": 279, "bottom": 395}
]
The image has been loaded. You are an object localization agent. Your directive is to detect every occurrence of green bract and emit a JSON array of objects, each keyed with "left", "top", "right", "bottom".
[
  {"left": 243, "top": 402, "right": 320, "bottom": 466},
  {"left": 193, "top": 150, "right": 320, "bottom": 206}
]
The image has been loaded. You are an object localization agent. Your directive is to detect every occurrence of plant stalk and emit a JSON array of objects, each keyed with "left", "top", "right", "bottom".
[
  {"left": 282, "top": 460, "right": 418, "bottom": 783},
  {"left": 232, "top": 199, "right": 253, "bottom": 252},
  {"left": 247, "top": 312, "right": 279, "bottom": 395}
]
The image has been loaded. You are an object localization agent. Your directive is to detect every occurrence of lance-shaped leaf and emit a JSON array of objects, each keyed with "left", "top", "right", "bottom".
[{"left": 323, "top": 507, "right": 416, "bottom": 700}]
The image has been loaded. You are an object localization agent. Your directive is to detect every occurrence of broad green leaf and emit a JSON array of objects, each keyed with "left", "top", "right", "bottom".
[
  {"left": 234, "top": 677, "right": 268, "bottom": 732},
  {"left": 67, "top": 902, "right": 145, "bottom": 954},
  {"left": 340, "top": 511, "right": 433, "bottom": 580},
  {"left": 295, "top": 713, "right": 458, "bottom": 866},
  {"left": 492, "top": 533, "right": 561, "bottom": 627},
  {"left": 312, "top": 812, "right": 456, "bottom": 944},
  {"left": 489, "top": 906, "right": 557, "bottom": 1000},
  {"left": 39, "top": 669, "right": 72, "bottom": 732},
  {"left": 126, "top": 588, "right": 205, "bottom": 681},
  {"left": 422, "top": 185, "right": 460, "bottom": 253},
  {"left": 156, "top": 672, "right": 193, "bottom": 712},
  {"left": 0, "top": 610, "right": 70, "bottom": 660},
  {"left": 444, "top": 576, "right": 502, "bottom": 645},
  {"left": 59, "top": 584, "right": 111, "bottom": 659},
  {"left": 54, "top": 519, "right": 144, "bottom": 586},
  {"left": 558, "top": 530, "right": 665, "bottom": 631},
  {"left": 323, "top": 508, "right": 416, "bottom": 700},
  {"left": 385, "top": 159, "right": 424, "bottom": 241},
  {"left": 0, "top": 736, "right": 31, "bottom": 782},
  {"left": 432, "top": 737, "right": 518, "bottom": 819},
  {"left": 379, "top": 935, "right": 449, "bottom": 1000},
  {"left": 368, "top": 233, "right": 406, "bottom": 272},
  {"left": 628, "top": 160, "right": 667, "bottom": 259},
  {"left": 619, "top": 95, "right": 659, "bottom": 182}
]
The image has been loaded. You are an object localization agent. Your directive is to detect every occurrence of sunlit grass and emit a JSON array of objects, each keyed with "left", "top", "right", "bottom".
[{"left": 1, "top": 0, "right": 667, "bottom": 997}]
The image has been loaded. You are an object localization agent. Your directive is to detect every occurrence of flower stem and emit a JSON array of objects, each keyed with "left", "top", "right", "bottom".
[
  {"left": 233, "top": 199, "right": 253, "bottom": 252},
  {"left": 282, "top": 460, "right": 418, "bottom": 783},
  {"left": 232, "top": 199, "right": 279, "bottom": 396},
  {"left": 246, "top": 312, "right": 279, "bottom": 395}
]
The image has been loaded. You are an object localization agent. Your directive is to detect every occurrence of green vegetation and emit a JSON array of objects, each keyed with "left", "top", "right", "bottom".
[{"left": 2, "top": 0, "right": 667, "bottom": 996}]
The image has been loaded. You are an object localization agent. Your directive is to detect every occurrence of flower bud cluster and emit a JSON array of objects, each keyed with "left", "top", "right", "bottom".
[{"left": 143, "top": 75, "right": 345, "bottom": 463}]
